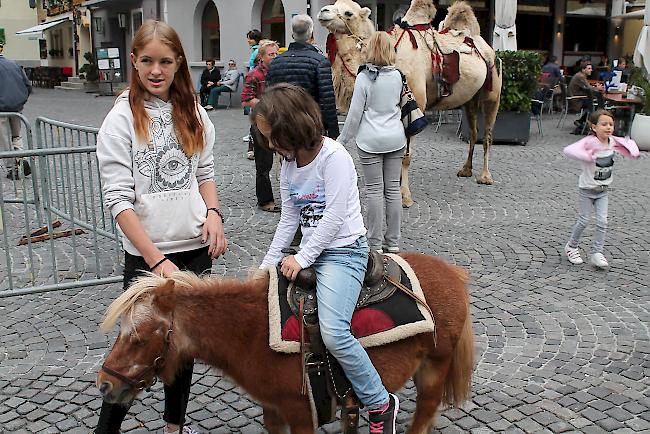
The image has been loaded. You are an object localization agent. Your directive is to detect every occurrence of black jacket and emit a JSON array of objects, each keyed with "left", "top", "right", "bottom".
[
  {"left": 200, "top": 67, "right": 221, "bottom": 90},
  {"left": 266, "top": 42, "right": 339, "bottom": 138}
]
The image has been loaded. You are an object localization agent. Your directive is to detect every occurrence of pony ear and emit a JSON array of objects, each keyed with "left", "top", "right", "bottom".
[
  {"left": 360, "top": 7, "right": 371, "bottom": 19},
  {"left": 153, "top": 279, "right": 176, "bottom": 316}
]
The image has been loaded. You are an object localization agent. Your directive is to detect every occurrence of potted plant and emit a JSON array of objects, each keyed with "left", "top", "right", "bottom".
[
  {"left": 79, "top": 52, "right": 100, "bottom": 92},
  {"left": 461, "top": 50, "right": 542, "bottom": 145},
  {"left": 628, "top": 66, "right": 650, "bottom": 151}
]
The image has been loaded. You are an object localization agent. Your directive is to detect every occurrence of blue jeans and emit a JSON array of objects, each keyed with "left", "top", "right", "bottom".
[
  {"left": 207, "top": 85, "right": 231, "bottom": 107},
  {"left": 312, "top": 236, "right": 389, "bottom": 408},
  {"left": 568, "top": 187, "right": 609, "bottom": 254}
]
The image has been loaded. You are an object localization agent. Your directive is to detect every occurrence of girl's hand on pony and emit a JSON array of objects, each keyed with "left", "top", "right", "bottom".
[
  {"left": 153, "top": 258, "right": 179, "bottom": 278},
  {"left": 202, "top": 214, "right": 228, "bottom": 258},
  {"left": 280, "top": 255, "right": 303, "bottom": 281}
]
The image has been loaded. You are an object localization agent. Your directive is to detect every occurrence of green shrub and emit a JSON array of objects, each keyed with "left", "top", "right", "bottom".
[
  {"left": 628, "top": 66, "right": 650, "bottom": 115},
  {"left": 79, "top": 51, "right": 99, "bottom": 82},
  {"left": 496, "top": 50, "right": 542, "bottom": 113}
]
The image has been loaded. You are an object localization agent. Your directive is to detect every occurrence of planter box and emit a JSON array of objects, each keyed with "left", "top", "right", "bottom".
[
  {"left": 460, "top": 110, "right": 531, "bottom": 145},
  {"left": 631, "top": 113, "right": 650, "bottom": 151}
]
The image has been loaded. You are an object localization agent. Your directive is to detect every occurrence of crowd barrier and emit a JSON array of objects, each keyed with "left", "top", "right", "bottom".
[{"left": 0, "top": 113, "right": 123, "bottom": 297}]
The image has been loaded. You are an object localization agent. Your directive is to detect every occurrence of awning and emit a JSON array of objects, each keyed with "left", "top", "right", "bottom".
[
  {"left": 15, "top": 17, "right": 70, "bottom": 38},
  {"left": 613, "top": 10, "right": 645, "bottom": 19}
]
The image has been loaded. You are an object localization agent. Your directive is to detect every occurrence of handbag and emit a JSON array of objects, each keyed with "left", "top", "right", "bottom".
[{"left": 398, "top": 71, "right": 428, "bottom": 138}]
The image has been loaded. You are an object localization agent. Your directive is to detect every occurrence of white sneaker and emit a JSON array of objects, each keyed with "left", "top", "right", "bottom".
[
  {"left": 242, "top": 134, "right": 251, "bottom": 142},
  {"left": 564, "top": 244, "right": 583, "bottom": 265},
  {"left": 590, "top": 253, "right": 609, "bottom": 268},
  {"left": 204, "top": 105, "right": 214, "bottom": 111},
  {"left": 383, "top": 246, "right": 400, "bottom": 253}
]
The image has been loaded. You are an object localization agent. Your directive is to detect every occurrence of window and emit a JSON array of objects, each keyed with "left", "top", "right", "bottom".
[
  {"left": 201, "top": 2, "right": 220, "bottom": 60},
  {"left": 131, "top": 9, "right": 143, "bottom": 34},
  {"left": 261, "top": 0, "right": 285, "bottom": 47},
  {"left": 563, "top": 15, "right": 608, "bottom": 53},
  {"left": 566, "top": 0, "right": 607, "bottom": 16},
  {"left": 518, "top": 0, "right": 551, "bottom": 14},
  {"left": 0, "top": 28, "right": 5, "bottom": 45}
]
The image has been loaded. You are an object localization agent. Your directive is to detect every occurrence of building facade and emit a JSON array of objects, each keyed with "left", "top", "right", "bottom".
[{"left": 0, "top": 0, "right": 42, "bottom": 66}]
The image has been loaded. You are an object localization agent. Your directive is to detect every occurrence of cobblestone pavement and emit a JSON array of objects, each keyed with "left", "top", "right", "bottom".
[{"left": 1, "top": 88, "right": 649, "bottom": 433}]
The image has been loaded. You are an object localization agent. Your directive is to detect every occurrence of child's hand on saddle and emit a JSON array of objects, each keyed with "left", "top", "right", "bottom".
[{"left": 280, "top": 255, "right": 303, "bottom": 281}]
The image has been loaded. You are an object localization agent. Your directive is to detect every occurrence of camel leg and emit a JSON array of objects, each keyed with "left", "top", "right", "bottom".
[
  {"left": 400, "top": 144, "right": 414, "bottom": 208},
  {"left": 407, "top": 358, "right": 451, "bottom": 434},
  {"left": 477, "top": 91, "right": 499, "bottom": 185},
  {"left": 457, "top": 98, "right": 479, "bottom": 178},
  {"left": 263, "top": 407, "right": 290, "bottom": 434}
]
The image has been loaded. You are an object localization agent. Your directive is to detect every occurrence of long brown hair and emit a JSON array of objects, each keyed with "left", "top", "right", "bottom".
[{"left": 129, "top": 20, "right": 204, "bottom": 155}]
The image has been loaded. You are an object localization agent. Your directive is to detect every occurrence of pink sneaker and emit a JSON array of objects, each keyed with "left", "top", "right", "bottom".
[{"left": 368, "top": 393, "right": 399, "bottom": 434}]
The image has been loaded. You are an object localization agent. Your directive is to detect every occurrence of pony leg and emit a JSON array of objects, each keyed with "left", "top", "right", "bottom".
[
  {"left": 457, "top": 98, "right": 479, "bottom": 178},
  {"left": 477, "top": 92, "right": 499, "bottom": 185},
  {"left": 400, "top": 145, "right": 414, "bottom": 208},
  {"left": 263, "top": 407, "right": 289, "bottom": 434},
  {"left": 407, "top": 358, "right": 451, "bottom": 434}
]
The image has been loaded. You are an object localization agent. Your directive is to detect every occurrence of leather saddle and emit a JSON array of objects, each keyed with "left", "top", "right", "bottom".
[
  {"left": 277, "top": 249, "right": 403, "bottom": 429},
  {"left": 286, "top": 250, "right": 401, "bottom": 317}
]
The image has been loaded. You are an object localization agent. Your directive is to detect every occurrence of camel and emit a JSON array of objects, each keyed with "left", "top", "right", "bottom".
[{"left": 318, "top": 0, "right": 502, "bottom": 207}]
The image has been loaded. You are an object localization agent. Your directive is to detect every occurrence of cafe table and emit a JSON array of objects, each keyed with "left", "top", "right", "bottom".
[{"left": 602, "top": 91, "right": 643, "bottom": 136}]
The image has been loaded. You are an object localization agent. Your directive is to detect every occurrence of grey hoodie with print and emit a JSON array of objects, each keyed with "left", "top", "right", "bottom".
[{"left": 96, "top": 91, "right": 216, "bottom": 256}]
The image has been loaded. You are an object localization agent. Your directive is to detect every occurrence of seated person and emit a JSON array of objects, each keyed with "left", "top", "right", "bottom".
[
  {"left": 541, "top": 55, "right": 563, "bottom": 86},
  {"left": 199, "top": 59, "right": 221, "bottom": 107},
  {"left": 568, "top": 61, "right": 605, "bottom": 133},
  {"left": 614, "top": 58, "right": 631, "bottom": 83},
  {"left": 205, "top": 59, "right": 241, "bottom": 110}
]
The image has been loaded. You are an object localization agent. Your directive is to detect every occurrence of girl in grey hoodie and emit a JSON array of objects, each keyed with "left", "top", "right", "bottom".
[{"left": 95, "top": 20, "right": 227, "bottom": 434}]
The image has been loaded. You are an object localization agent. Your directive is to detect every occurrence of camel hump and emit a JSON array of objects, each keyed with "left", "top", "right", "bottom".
[{"left": 444, "top": 1, "right": 480, "bottom": 36}]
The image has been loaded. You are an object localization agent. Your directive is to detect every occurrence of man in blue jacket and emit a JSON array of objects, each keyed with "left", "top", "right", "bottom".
[
  {"left": 266, "top": 14, "right": 339, "bottom": 138},
  {"left": 0, "top": 42, "right": 32, "bottom": 180}
]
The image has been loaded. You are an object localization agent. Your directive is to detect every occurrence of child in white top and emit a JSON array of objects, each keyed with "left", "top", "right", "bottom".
[
  {"left": 563, "top": 109, "right": 639, "bottom": 268},
  {"left": 255, "top": 83, "right": 400, "bottom": 434}
]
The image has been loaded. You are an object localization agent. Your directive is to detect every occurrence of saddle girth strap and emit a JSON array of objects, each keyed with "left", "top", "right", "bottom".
[{"left": 299, "top": 291, "right": 307, "bottom": 396}]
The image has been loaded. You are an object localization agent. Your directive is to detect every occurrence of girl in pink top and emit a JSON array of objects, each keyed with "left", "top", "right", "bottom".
[{"left": 563, "top": 109, "right": 640, "bottom": 268}]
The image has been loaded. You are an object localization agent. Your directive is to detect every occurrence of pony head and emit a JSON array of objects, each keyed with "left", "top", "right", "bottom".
[
  {"left": 97, "top": 274, "right": 181, "bottom": 404},
  {"left": 318, "top": 0, "right": 373, "bottom": 37}
]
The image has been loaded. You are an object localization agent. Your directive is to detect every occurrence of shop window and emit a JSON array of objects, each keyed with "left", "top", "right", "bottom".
[
  {"left": 563, "top": 16, "right": 608, "bottom": 53},
  {"left": 566, "top": 0, "right": 607, "bottom": 16},
  {"left": 201, "top": 1, "right": 220, "bottom": 60},
  {"left": 517, "top": 14, "right": 552, "bottom": 51},
  {"left": 518, "top": 0, "right": 551, "bottom": 14},
  {"left": 261, "top": 0, "right": 285, "bottom": 47}
]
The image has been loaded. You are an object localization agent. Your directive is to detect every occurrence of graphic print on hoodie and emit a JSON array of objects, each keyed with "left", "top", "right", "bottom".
[{"left": 96, "top": 91, "right": 215, "bottom": 256}]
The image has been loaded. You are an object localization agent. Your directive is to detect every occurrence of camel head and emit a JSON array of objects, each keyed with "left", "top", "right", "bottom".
[
  {"left": 318, "top": 0, "right": 374, "bottom": 38},
  {"left": 401, "top": 0, "right": 437, "bottom": 25}
]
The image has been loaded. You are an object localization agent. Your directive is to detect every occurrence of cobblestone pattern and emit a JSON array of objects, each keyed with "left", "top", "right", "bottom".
[{"left": 0, "top": 89, "right": 648, "bottom": 433}]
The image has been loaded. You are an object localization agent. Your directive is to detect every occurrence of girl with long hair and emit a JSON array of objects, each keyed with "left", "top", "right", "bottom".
[{"left": 95, "top": 20, "right": 227, "bottom": 434}]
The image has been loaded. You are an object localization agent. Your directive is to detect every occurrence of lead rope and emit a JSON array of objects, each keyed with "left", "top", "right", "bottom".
[{"left": 385, "top": 275, "right": 437, "bottom": 345}]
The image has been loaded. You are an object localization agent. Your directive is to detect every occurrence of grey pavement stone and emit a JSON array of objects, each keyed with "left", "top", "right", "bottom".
[{"left": 0, "top": 89, "right": 648, "bottom": 432}]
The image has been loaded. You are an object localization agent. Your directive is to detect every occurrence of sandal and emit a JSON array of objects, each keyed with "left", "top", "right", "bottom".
[{"left": 259, "top": 202, "right": 281, "bottom": 213}]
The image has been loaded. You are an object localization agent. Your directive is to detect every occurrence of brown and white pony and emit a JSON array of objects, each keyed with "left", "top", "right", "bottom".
[{"left": 97, "top": 252, "right": 474, "bottom": 434}]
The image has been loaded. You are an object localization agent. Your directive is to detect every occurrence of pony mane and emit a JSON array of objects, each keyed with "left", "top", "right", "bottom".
[
  {"left": 100, "top": 270, "right": 271, "bottom": 333},
  {"left": 444, "top": 1, "right": 480, "bottom": 36}
]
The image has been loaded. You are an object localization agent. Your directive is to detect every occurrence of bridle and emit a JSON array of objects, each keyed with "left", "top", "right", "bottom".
[{"left": 101, "top": 318, "right": 174, "bottom": 393}]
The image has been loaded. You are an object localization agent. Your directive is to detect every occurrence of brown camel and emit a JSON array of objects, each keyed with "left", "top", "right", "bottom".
[{"left": 318, "top": 0, "right": 502, "bottom": 207}]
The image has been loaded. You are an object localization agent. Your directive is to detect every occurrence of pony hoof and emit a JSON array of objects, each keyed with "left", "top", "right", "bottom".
[
  {"left": 476, "top": 175, "right": 494, "bottom": 185},
  {"left": 402, "top": 197, "right": 414, "bottom": 208},
  {"left": 457, "top": 168, "right": 472, "bottom": 178}
]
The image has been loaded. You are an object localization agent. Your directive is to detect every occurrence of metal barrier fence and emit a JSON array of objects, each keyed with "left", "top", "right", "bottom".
[{"left": 0, "top": 113, "right": 123, "bottom": 297}]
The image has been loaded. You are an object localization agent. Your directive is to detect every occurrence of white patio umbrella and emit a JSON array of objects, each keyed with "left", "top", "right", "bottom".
[
  {"left": 633, "top": 3, "right": 650, "bottom": 73},
  {"left": 493, "top": 0, "right": 517, "bottom": 51}
]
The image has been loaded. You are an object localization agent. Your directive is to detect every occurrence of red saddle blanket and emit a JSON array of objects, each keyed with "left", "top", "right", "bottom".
[{"left": 267, "top": 253, "right": 435, "bottom": 353}]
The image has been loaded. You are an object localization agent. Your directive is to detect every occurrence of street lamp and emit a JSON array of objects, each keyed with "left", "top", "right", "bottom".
[{"left": 69, "top": 0, "right": 79, "bottom": 76}]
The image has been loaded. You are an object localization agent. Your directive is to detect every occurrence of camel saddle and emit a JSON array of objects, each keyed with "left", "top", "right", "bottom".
[{"left": 279, "top": 249, "right": 402, "bottom": 429}]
